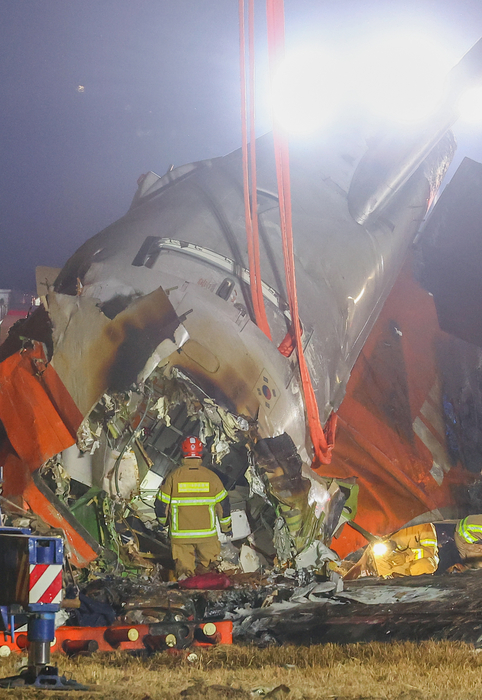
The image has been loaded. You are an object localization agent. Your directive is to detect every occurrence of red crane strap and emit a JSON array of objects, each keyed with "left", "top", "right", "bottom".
[
  {"left": 266, "top": 0, "right": 336, "bottom": 466},
  {"left": 238, "top": 0, "right": 271, "bottom": 339}
]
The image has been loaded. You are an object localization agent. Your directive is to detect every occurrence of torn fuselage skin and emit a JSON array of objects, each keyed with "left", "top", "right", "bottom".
[
  {"left": 49, "top": 358, "right": 349, "bottom": 575},
  {"left": 0, "top": 105, "right": 454, "bottom": 573},
  {"left": 0, "top": 259, "right": 349, "bottom": 574}
]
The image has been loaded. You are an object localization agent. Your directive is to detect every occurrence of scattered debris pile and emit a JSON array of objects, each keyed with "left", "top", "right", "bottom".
[
  {"left": 47, "top": 562, "right": 482, "bottom": 649},
  {"left": 234, "top": 568, "right": 482, "bottom": 646},
  {"left": 1, "top": 360, "right": 356, "bottom": 584}
]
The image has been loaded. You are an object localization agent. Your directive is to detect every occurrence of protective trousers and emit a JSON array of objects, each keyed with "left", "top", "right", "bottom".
[{"left": 171, "top": 537, "right": 221, "bottom": 577}]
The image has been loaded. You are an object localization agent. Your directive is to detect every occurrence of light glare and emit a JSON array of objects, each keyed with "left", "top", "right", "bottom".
[
  {"left": 458, "top": 85, "right": 482, "bottom": 124},
  {"left": 372, "top": 541, "right": 389, "bottom": 556},
  {"left": 270, "top": 48, "right": 340, "bottom": 135},
  {"left": 355, "top": 33, "right": 454, "bottom": 123},
  {"left": 268, "top": 33, "right": 461, "bottom": 135}
]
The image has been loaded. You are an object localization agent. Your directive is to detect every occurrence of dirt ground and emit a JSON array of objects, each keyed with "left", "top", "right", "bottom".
[{"left": 1, "top": 642, "right": 482, "bottom": 700}]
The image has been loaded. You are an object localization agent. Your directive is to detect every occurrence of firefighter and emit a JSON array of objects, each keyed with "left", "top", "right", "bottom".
[
  {"left": 155, "top": 436, "right": 232, "bottom": 578},
  {"left": 454, "top": 515, "right": 482, "bottom": 568},
  {"left": 370, "top": 523, "right": 439, "bottom": 578}
]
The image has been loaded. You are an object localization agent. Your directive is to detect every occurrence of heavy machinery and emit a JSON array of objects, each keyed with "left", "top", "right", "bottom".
[{"left": 0, "top": 527, "right": 84, "bottom": 689}]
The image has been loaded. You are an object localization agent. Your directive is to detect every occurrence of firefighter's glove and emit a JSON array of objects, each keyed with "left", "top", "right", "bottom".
[
  {"left": 154, "top": 521, "right": 168, "bottom": 540},
  {"left": 389, "top": 550, "right": 408, "bottom": 566},
  {"left": 224, "top": 530, "right": 233, "bottom": 540}
]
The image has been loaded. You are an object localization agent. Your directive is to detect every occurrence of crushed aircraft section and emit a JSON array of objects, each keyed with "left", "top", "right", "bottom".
[
  {"left": 3, "top": 38, "right": 482, "bottom": 648},
  {"left": 4, "top": 354, "right": 356, "bottom": 577}
]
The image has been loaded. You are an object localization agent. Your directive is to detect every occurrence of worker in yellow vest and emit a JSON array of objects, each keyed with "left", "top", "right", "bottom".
[{"left": 155, "top": 436, "right": 232, "bottom": 578}]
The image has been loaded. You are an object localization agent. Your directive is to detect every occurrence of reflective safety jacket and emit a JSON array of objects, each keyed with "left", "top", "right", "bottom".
[
  {"left": 456, "top": 515, "right": 482, "bottom": 545},
  {"left": 155, "top": 459, "right": 231, "bottom": 543},
  {"left": 373, "top": 523, "right": 439, "bottom": 578}
]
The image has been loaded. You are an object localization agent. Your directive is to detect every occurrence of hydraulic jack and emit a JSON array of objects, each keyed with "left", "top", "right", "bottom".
[{"left": 0, "top": 527, "right": 86, "bottom": 689}]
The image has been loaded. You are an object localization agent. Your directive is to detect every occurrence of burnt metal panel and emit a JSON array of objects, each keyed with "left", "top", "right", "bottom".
[
  {"left": 352, "top": 319, "right": 414, "bottom": 446},
  {"left": 422, "top": 157, "right": 482, "bottom": 347}
]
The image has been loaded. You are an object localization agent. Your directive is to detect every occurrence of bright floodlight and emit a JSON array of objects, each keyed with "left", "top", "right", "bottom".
[
  {"left": 372, "top": 541, "right": 389, "bottom": 556},
  {"left": 270, "top": 48, "right": 341, "bottom": 135},
  {"left": 458, "top": 85, "right": 482, "bottom": 124},
  {"left": 356, "top": 33, "right": 454, "bottom": 123}
]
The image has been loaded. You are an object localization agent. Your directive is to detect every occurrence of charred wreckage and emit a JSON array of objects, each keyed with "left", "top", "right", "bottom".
[{"left": 2, "top": 30, "right": 482, "bottom": 658}]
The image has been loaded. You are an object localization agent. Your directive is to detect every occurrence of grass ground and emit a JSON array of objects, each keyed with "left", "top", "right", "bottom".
[{"left": 1, "top": 642, "right": 482, "bottom": 699}]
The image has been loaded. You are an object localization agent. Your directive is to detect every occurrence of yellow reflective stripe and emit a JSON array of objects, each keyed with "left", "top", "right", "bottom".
[
  {"left": 178, "top": 482, "right": 210, "bottom": 493},
  {"left": 458, "top": 517, "right": 479, "bottom": 543},
  {"left": 420, "top": 539, "right": 437, "bottom": 547},
  {"left": 157, "top": 491, "right": 171, "bottom": 504},
  {"left": 170, "top": 503, "right": 217, "bottom": 537},
  {"left": 169, "top": 491, "right": 228, "bottom": 506},
  {"left": 468, "top": 525, "right": 482, "bottom": 535},
  {"left": 219, "top": 516, "right": 231, "bottom": 525},
  {"left": 171, "top": 529, "right": 218, "bottom": 538},
  {"left": 457, "top": 519, "right": 467, "bottom": 541},
  {"left": 171, "top": 496, "right": 220, "bottom": 506},
  {"left": 413, "top": 548, "right": 423, "bottom": 560},
  {"left": 457, "top": 519, "right": 469, "bottom": 541}
]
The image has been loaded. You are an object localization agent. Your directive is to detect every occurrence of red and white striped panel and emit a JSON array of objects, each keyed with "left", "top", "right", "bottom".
[{"left": 29, "top": 564, "right": 63, "bottom": 605}]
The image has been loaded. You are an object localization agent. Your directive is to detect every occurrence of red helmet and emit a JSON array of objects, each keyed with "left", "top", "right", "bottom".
[{"left": 181, "top": 436, "right": 203, "bottom": 459}]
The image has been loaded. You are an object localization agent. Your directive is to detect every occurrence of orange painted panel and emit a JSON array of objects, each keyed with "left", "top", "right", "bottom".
[
  {"left": 1, "top": 620, "right": 233, "bottom": 655},
  {"left": 319, "top": 255, "right": 474, "bottom": 557},
  {"left": 23, "top": 481, "right": 99, "bottom": 568},
  {"left": 0, "top": 343, "right": 82, "bottom": 471}
]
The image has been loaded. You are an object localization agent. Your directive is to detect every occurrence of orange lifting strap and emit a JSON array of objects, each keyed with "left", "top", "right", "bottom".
[
  {"left": 239, "top": 0, "right": 271, "bottom": 339},
  {"left": 239, "top": 0, "right": 336, "bottom": 466}
]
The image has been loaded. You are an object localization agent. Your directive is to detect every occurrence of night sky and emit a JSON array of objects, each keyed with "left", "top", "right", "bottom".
[{"left": 2, "top": 0, "right": 482, "bottom": 293}]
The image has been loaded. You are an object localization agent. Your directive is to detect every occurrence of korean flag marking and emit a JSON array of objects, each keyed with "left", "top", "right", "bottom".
[{"left": 254, "top": 369, "right": 280, "bottom": 414}]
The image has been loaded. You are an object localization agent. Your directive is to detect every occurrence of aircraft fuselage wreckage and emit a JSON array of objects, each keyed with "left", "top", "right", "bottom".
[{"left": 2, "top": 35, "right": 482, "bottom": 589}]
